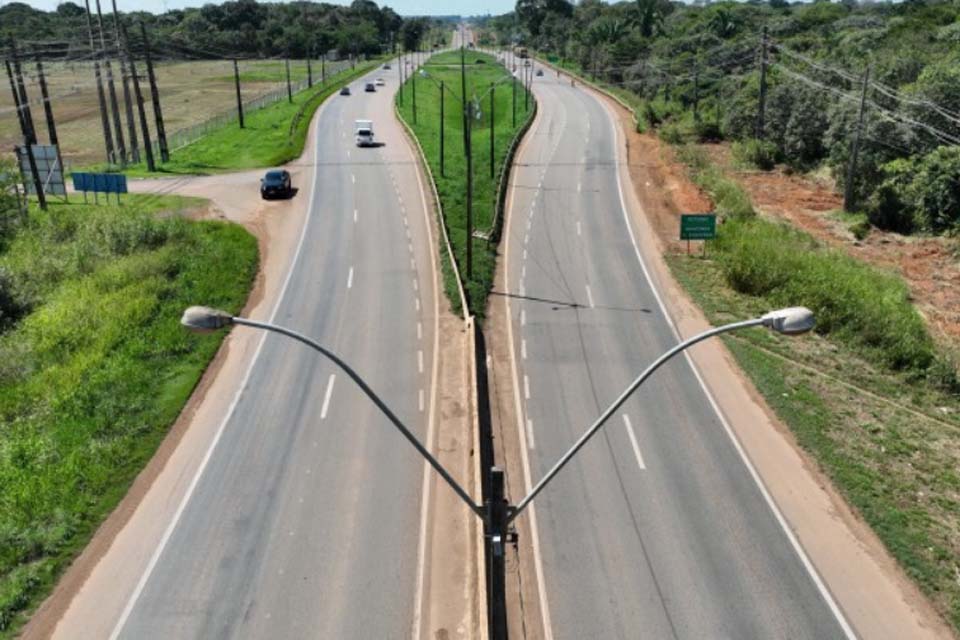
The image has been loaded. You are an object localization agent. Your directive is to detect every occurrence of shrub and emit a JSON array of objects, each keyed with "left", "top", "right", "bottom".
[
  {"left": 714, "top": 216, "right": 938, "bottom": 374},
  {"left": 732, "top": 138, "right": 779, "bottom": 170},
  {"left": 867, "top": 146, "right": 960, "bottom": 234},
  {"left": 694, "top": 119, "right": 723, "bottom": 142},
  {"left": 659, "top": 121, "right": 685, "bottom": 144}
]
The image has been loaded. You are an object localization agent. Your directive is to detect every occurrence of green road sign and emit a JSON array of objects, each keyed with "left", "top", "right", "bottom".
[{"left": 680, "top": 214, "right": 717, "bottom": 240}]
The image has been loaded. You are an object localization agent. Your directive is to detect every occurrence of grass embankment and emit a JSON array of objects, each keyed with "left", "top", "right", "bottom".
[
  {"left": 671, "top": 145, "right": 960, "bottom": 630},
  {"left": 396, "top": 50, "right": 534, "bottom": 316},
  {"left": 113, "top": 60, "right": 382, "bottom": 177},
  {"left": 0, "top": 195, "right": 258, "bottom": 636}
]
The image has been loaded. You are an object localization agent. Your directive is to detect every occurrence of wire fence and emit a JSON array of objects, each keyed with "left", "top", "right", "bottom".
[{"left": 149, "top": 58, "right": 354, "bottom": 158}]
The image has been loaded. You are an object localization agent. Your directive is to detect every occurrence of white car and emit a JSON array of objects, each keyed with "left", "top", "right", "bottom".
[{"left": 375, "top": 78, "right": 385, "bottom": 86}]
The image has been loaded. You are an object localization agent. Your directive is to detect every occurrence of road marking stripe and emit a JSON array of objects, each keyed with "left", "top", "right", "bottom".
[
  {"left": 418, "top": 349, "right": 424, "bottom": 373},
  {"left": 351, "top": 173, "right": 356, "bottom": 184},
  {"left": 417, "top": 321, "right": 422, "bottom": 340},
  {"left": 576, "top": 220, "right": 581, "bottom": 236},
  {"left": 600, "top": 95, "right": 857, "bottom": 639},
  {"left": 347, "top": 266, "right": 354, "bottom": 289},
  {"left": 524, "top": 233, "right": 529, "bottom": 245},
  {"left": 577, "top": 181, "right": 581, "bottom": 193},
  {"left": 320, "top": 374, "right": 336, "bottom": 419},
  {"left": 521, "top": 339, "right": 527, "bottom": 360},
  {"left": 419, "top": 388, "right": 425, "bottom": 412},
  {"left": 415, "top": 297, "right": 420, "bottom": 312},
  {"left": 585, "top": 284, "right": 594, "bottom": 308},
  {"left": 524, "top": 374, "right": 530, "bottom": 400},
  {"left": 353, "top": 209, "right": 358, "bottom": 223},
  {"left": 109, "top": 91, "right": 338, "bottom": 640},
  {"left": 526, "top": 418, "right": 536, "bottom": 450},
  {"left": 623, "top": 415, "right": 646, "bottom": 470},
  {"left": 523, "top": 248, "right": 527, "bottom": 260},
  {"left": 413, "top": 278, "right": 419, "bottom": 291},
  {"left": 521, "top": 309, "right": 526, "bottom": 326},
  {"left": 404, "top": 215, "right": 409, "bottom": 227},
  {"left": 521, "top": 265, "right": 526, "bottom": 278},
  {"left": 519, "top": 280, "right": 525, "bottom": 297}
]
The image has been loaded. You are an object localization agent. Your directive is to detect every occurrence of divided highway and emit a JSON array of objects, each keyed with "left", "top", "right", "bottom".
[
  {"left": 52, "top": 62, "right": 439, "bottom": 639},
  {"left": 502, "top": 66, "right": 854, "bottom": 638}
]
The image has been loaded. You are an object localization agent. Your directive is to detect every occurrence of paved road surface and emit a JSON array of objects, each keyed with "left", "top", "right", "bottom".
[
  {"left": 111, "top": 62, "right": 438, "bottom": 639},
  {"left": 504, "top": 65, "right": 853, "bottom": 639}
]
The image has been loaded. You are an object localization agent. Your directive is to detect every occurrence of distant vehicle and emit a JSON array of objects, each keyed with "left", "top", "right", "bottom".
[
  {"left": 515, "top": 46, "right": 528, "bottom": 59},
  {"left": 536, "top": 68, "right": 544, "bottom": 77},
  {"left": 375, "top": 78, "right": 385, "bottom": 86},
  {"left": 364, "top": 82, "right": 376, "bottom": 92},
  {"left": 524, "top": 59, "right": 531, "bottom": 67},
  {"left": 383, "top": 63, "right": 391, "bottom": 69},
  {"left": 355, "top": 119, "right": 375, "bottom": 147},
  {"left": 260, "top": 169, "right": 292, "bottom": 199},
  {"left": 340, "top": 86, "right": 351, "bottom": 96}
]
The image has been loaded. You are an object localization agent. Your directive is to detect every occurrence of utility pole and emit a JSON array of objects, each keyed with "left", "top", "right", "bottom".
[
  {"left": 693, "top": 60, "right": 700, "bottom": 123},
  {"left": 524, "top": 63, "right": 529, "bottom": 112},
  {"left": 756, "top": 26, "right": 768, "bottom": 140},
  {"left": 439, "top": 80, "right": 445, "bottom": 177},
  {"left": 22, "top": 135, "right": 47, "bottom": 210},
  {"left": 460, "top": 46, "right": 473, "bottom": 281},
  {"left": 321, "top": 52, "right": 326, "bottom": 85},
  {"left": 490, "top": 82, "right": 495, "bottom": 180},
  {"left": 233, "top": 59, "right": 244, "bottom": 128},
  {"left": 844, "top": 66, "right": 870, "bottom": 213},
  {"left": 412, "top": 64, "right": 417, "bottom": 124},
  {"left": 85, "top": 0, "right": 114, "bottom": 164},
  {"left": 398, "top": 53, "right": 403, "bottom": 106},
  {"left": 10, "top": 43, "right": 36, "bottom": 144},
  {"left": 285, "top": 58, "right": 292, "bottom": 103},
  {"left": 307, "top": 50, "right": 313, "bottom": 88},
  {"left": 141, "top": 22, "right": 168, "bottom": 163},
  {"left": 35, "top": 55, "right": 67, "bottom": 188},
  {"left": 5, "top": 61, "right": 27, "bottom": 140},
  {"left": 96, "top": 0, "right": 126, "bottom": 164},
  {"left": 112, "top": 0, "right": 139, "bottom": 163},
  {"left": 122, "top": 23, "right": 154, "bottom": 172},
  {"left": 512, "top": 74, "right": 516, "bottom": 128}
]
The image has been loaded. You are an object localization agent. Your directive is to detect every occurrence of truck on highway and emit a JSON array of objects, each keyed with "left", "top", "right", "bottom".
[{"left": 355, "top": 119, "right": 374, "bottom": 147}]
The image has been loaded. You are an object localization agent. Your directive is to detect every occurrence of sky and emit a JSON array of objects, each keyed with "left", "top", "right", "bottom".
[{"left": 1, "top": 0, "right": 515, "bottom": 17}]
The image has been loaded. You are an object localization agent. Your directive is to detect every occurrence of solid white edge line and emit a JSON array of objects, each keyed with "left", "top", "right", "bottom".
[
  {"left": 598, "top": 93, "right": 858, "bottom": 640},
  {"left": 622, "top": 414, "right": 646, "bottom": 470},
  {"left": 109, "top": 88, "right": 336, "bottom": 640},
  {"left": 320, "top": 374, "right": 336, "bottom": 420},
  {"left": 504, "top": 98, "right": 555, "bottom": 640},
  {"left": 409, "top": 61, "right": 443, "bottom": 640}
]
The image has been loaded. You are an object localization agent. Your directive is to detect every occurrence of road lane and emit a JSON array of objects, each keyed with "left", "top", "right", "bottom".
[
  {"left": 505, "top": 66, "right": 852, "bottom": 639},
  {"left": 109, "top": 62, "right": 438, "bottom": 639}
]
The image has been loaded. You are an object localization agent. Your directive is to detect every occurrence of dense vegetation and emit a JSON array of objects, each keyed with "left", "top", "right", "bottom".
[
  {"left": 0, "top": 192, "right": 257, "bottom": 635},
  {"left": 0, "top": 0, "right": 451, "bottom": 60},
  {"left": 483, "top": 0, "right": 960, "bottom": 234}
]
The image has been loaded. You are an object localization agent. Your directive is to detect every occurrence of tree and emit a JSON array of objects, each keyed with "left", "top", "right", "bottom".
[{"left": 634, "top": 0, "right": 672, "bottom": 38}]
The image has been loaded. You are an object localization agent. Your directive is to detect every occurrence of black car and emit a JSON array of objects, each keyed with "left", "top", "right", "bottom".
[
  {"left": 260, "top": 169, "right": 292, "bottom": 199},
  {"left": 535, "top": 68, "right": 544, "bottom": 76},
  {"left": 365, "top": 82, "right": 376, "bottom": 92},
  {"left": 340, "top": 86, "right": 351, "bottom": 96}
]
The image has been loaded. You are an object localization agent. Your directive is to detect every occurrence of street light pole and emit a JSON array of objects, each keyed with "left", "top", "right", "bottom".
[
  {"left": 180, "top": 307, "right": 483, "bottom": 517},
  {"left": 461, "top": 45, "right": 473, "bottom": 282},
  {"left": 180, "top": 305, "right": 814, "bottom": 640},
  {"left": 440, "top": 80, "right": 445, "bottom": 177}
]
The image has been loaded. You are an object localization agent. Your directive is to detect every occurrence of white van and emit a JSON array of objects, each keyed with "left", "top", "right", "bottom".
[{"left": 355, "top": 119, "right": 374, "bottom": 147}]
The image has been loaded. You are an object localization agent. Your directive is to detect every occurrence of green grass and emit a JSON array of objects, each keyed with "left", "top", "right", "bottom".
[
  {"left": 675, "top": 145, "right": 755, "bottom": 219},
  {"left": 96, "top": 60, "right": 383, "bottom": 177},
  {"left": 668, "top": 250, "right": 960, "bottom": 632},
  {"left": 396, "top": 50, "right": 534, "bottom": 317},
  {"left": 0, "top": 195, "right": 258, "bottom": 636}
]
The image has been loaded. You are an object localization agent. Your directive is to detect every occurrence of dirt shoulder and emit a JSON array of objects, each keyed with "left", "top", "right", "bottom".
[{"left": 595, "top": 88, "right": 954, "bottom": 639}]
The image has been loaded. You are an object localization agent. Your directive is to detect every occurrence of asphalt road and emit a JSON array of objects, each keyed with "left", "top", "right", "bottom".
[
  {"left": 504, "top": 66, "right": 852, "bottom": 639},
  {"left": 112, "top": 62, "right": 438, "bottom": 639}
]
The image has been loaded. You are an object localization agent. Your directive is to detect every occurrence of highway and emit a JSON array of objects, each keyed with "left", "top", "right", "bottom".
[
  {"left": 502, "top": 66, "right": 854, "bottom": 638},
  {"left": 107, "top": 62, "right": 439, "bottom": 639}
]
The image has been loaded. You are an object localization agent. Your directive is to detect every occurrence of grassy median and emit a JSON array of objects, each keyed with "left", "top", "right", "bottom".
[
  {"left": 0, "top": 195, "right": 258, "bottom": 635},
  {"left": 397, "top": 50, "right": 534, "bottom": 316}
]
